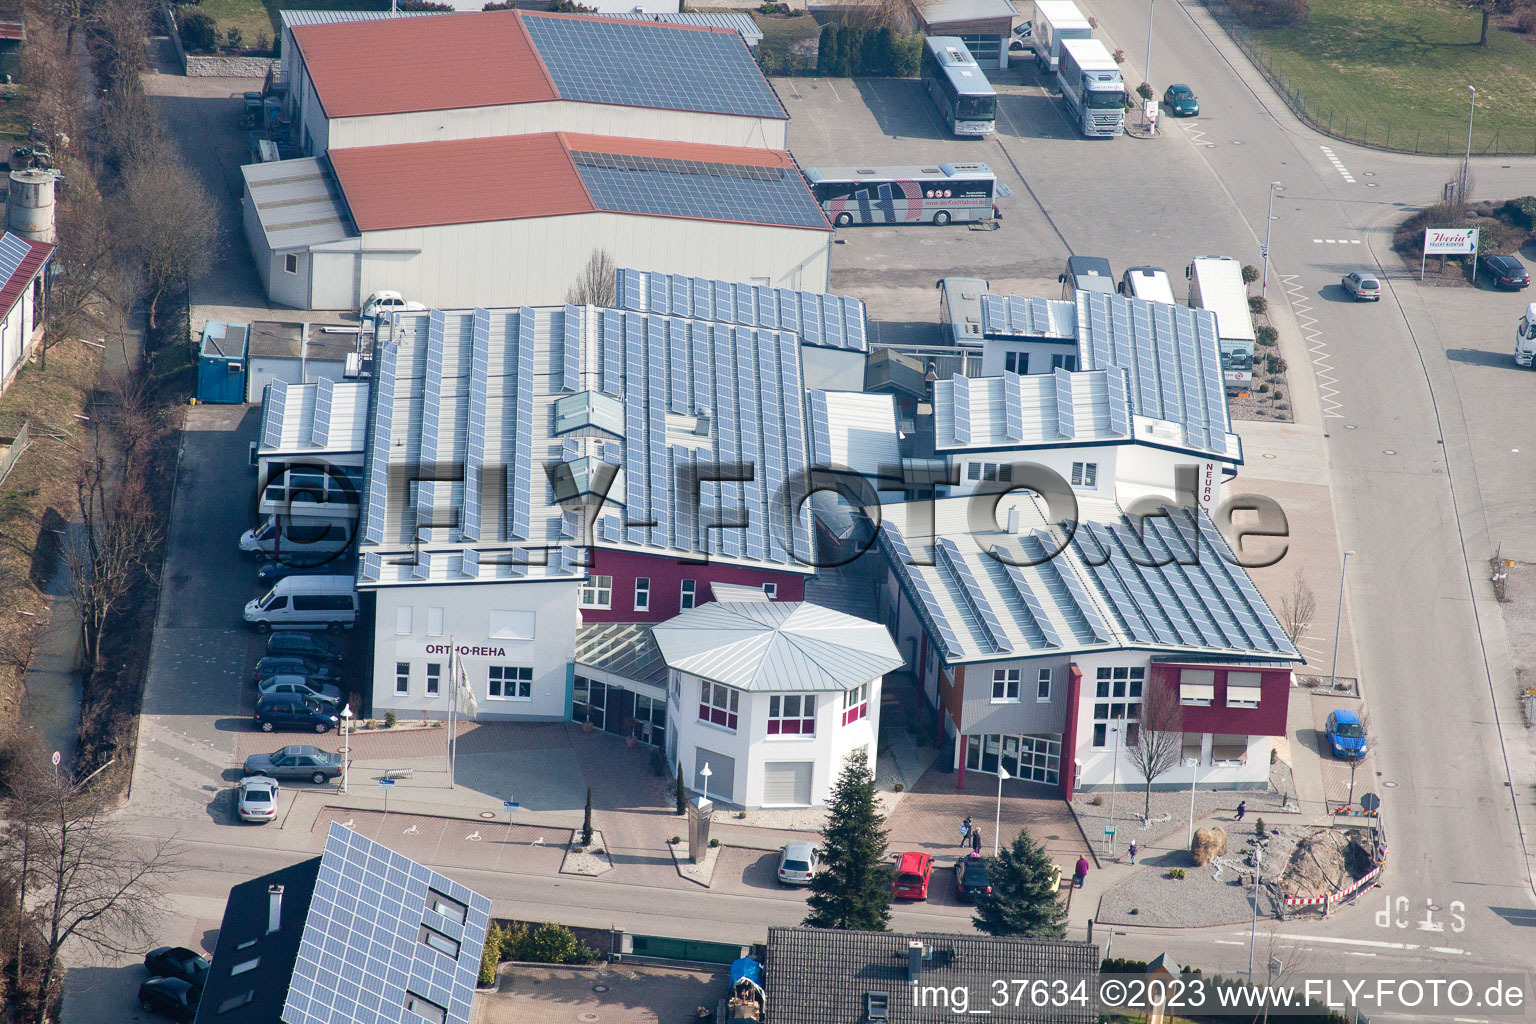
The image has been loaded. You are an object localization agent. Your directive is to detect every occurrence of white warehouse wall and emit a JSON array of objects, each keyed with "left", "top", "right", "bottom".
[
  {"left": 369, "top": 579, "right": 581, "bottom": 722},
  {"left": 350, "top": 212, "right": 830, "bottom": 310},
  {"left": 327, "top": 101, "right": 786, "bottom": 152}
]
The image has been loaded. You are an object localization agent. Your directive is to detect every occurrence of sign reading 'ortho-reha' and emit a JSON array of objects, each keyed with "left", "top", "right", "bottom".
[{"left": 1423, "top": 227, "right": 1479, "bottom": 254}]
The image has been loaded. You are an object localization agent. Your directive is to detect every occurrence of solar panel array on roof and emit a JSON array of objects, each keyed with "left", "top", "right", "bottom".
[
  {"left": 0, "top": 234, "right": 33, "bottom": 288},
  {"left": 980, "top": 291, "right": 1075, "bottom": 340},
  {"left": 952, "top": 374, "right": 971, "bottom": 443},
  {"left": 616, "top": 269, "right": 867, "bottom": 352},
  {"left": 1054, "top": 367, "right": 1075, "bottom": 439},
  {"left": 571, "top": 150, "right": 828, "bottom": 230},
  {"left": 936, "top": 538, "right": 1012, "bottom": 654},
  {"left": 520, "top": 13, "right": 785, "bottom": 120},
  {"left": 263, "top": 381, "right": 287, "bottom": 451},
  {"left": 282, "top": 825, "right": 489, "bottom": 1024}
]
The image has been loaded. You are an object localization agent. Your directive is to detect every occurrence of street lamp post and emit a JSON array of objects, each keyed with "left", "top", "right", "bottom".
[
  {"left": 340, "top": 704, "right": 353, "bottom": 794},
  {"left": 994, "top": 765, "right": 1011, "bottom": 857},
  {"left": 1143, "top": 0, "right": 1156, "bottom": 111},
  {"left": 698, "top": 762, "right": 712, "bottom": 800},
  {"left": 1261, "top": 181, "right": 1282, "bottom": 299},
  {"left": 1183, "top": 756, "right": 1200, "bottom": 850},
  {"left": 1329, "top": 551, "right": 1355, "bottom": 691},
  {"left": 1461, "top": 86, "right": 1476, "bottom": 203}
]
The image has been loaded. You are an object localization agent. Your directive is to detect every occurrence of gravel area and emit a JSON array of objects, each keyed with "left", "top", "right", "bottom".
[
  {"left": 669, "top": 839, "right": 720, "bottom": 887},
  {"left": 560, "top": 830, "right": 612, "bottom": 876},
  {"left": 1097, "top": 825, "right": 1298, "bottom": 927}
]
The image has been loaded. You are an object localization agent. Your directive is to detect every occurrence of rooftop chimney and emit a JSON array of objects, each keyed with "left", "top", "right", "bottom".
[
  {"left": 694, "top": 411, "right": 712, "bottom": 437},
  {"left": 907, "top": 940, "right": 925, "bottom": 985},
  {"left": 1006, "top": 505, "right": 1020, "bottom": 534},
  {"left": 267, "top": 884, "right": 284, "bottom": 935}
]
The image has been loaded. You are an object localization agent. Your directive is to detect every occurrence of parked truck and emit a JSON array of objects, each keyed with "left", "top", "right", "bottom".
[
  {"left": 1029, "top": 0, "right": 1093, "bottom": 74},
  {"left": 1187, "top": 255, "right": 1256, "bottom": 392},
  {"left": 1515, "top": 302, "right": 1536, "bottom": 366},
  {"left": 1056, "top": 38, "right": 1125, "bottom": 138}
]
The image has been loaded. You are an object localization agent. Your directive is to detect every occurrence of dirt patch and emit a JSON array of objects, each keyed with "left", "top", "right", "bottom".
[{"left": 1277, "top": 825, "right": 1374, "bottom": 899}]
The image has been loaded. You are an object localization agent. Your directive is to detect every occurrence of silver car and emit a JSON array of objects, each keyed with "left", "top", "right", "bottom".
[
  {"left": 1341, "top": 271, "right": 1382, "bottom": 301},
  {"left": 776, "top": 841, "right": 819, "bottom": 886},
  {"left": 258, "top": 674, "right": 344, "bottom": 706},
  {"left": 236, "top": 776, "right": 279, "bottom": 823}
]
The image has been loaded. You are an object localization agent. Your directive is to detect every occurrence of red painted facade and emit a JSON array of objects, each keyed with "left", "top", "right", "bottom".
[
  {"left": 1148, "top": 663, "right": 1292, "bottom": 737},
  {"left": 1060, "top": 664, "right": 1083, "bottom": 800},
  {"left": 578, "top": 547, "right": 808, "bottom": 622}
]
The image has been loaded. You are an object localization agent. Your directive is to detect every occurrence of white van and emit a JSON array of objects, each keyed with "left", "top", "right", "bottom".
[
  {"left": 1119, "top": 266, "right": 1178, "bottom": 305},
  {"left": 1516, "top": 303, "right": 1536, "bottom": 367},
  {"left": 244, "top": 575, "right": 359, "bottom": 632},
  {"left": 239, "top": 517, "right": 353, "bottom": 561}
]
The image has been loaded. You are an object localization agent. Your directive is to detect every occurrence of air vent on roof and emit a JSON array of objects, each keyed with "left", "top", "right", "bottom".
[
  {"left": 856, "top": 168, "right": 876, "bottom": 175},
  {"left": 920, "top": 167, "right": 941, "bottom": 174}
]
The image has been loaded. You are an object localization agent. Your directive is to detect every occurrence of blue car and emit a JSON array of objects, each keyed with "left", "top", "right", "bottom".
[
  {"left": 1325, "top": 709, "right": 1367, "bottom": 760},
  {"left": 1162, "top": 84, "right": 1199, "bottom": 117}
]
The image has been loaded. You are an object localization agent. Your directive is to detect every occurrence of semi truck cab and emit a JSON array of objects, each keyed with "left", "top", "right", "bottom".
[{"left": 1516, "top": 303, "right": 1536, "bottom": 367}]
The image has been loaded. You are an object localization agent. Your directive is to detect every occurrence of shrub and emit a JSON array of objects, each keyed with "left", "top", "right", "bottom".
[
  {"left": 1231, "top": 0, "right": 1309, "bottom": 27},
  {"left": 709, "top": 838, "right": 720, "bottom": 848},
  {"left": 756, "top": 39, "right": 781, "bottom": 75},
  {"left": 1257, "top": 383, "right": 1269, "bottom": 394},
  {"left": 817, "top": 24, "right": 839, "bottom": 75},
  {"left": 1519, "top": 5, "right": 1536, "bottom": 31},
  {"left": 384, "top": 710, "right": 397, "bottom": 728},
  {"left": 1089, "top": 794, "right": 1104, "bottom": 806},
  {"left": 1136, "top": 81, "right": 1153, "bottom": 100},
  {"left": 179, "top": 11, "right": 217, "bottom": 53},
  {"left": 1101, "top": 957, "right": 1150, "bottom": 973},
  {"left": 505, "top": 923, "right": 600, "bottom": 964},
  {"left": 255, "top": 30, "right": 270, "bottom": 53},
  {"left": 1255, "top": 817, "right": 1267, "bottom": 836},
  {"left": 671, "top": 835, "right": 681, "bottom": 844},
  {"left": 225, "top": 26, "right": 242, "bottom": 50},
  {"left": 1168, "top": 867, "right": 1186, "bottom": 879},
  {"left": 478, "top": 924, "right": 506, "bottom": 986},
  {"left": 1256, "top": 325, "right": 1279, "bottom": 346},
  {"left": 546, "top": 0, "right": 596, "bottom": 9},
  {"left": 1241, "top": 264, "right": 1260, "bottom": 284},
  {"left": 1268, "top": 353, "right": 1288, "bottom": 374},
  {"left": 1249, "top": 295, "right": 1268, "bottom": 315}
]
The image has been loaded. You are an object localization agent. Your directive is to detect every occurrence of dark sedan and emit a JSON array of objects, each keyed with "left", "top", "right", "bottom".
[
  {"left": 1162, "top": 84, "right": 1199, "bottom": 116},
  {"left": 252, "top": 655, "right": 343, "bottom": 687},
  {"left": 1480, "top": 254, "right": 1529, "bottom": 290},
  {"left": 144, "top": 946, "right": 210, "bottom": 989},
  {"left": 264, "top": 630, "right": 343, "bottom": 663},
  {"left": 138, "top": 977, "right": 200, "bottom": 1022},
  {"left": 954, "top": 855, "right": 993, "bottom": 902}
]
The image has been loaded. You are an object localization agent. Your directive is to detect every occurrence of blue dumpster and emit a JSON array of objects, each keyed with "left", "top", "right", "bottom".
[{"left": 197, "top": 321, "right": 249, "bottom": 404}]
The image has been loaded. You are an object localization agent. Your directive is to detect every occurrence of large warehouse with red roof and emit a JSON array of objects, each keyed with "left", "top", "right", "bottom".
[{"left": 241, "top": 10, "right": 829, "bottom": 311}]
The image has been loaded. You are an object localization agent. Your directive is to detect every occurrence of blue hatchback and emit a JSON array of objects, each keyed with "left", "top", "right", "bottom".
[
  {"left": 1325, "top": 709, "right": 1367, "bottom": 760},
  {"left": 1163, "top": 84, "right": 1199, "bottom": 117}
]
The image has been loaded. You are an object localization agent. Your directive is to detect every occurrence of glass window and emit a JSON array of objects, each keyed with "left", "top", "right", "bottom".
[
  {"left": 1092, "top": 667, "right": 1143, "bottom": 747},
  {"left": 842, "top": 682, "right": 869, "bottom": 725},
  {"left": 580, "top": 575, "right": 613, "bottom": 610},
  {"left": 1226, "top": 671, "right": 1263, "bottom": 708},
  {"left": 1212, "top": 734, "right": 1248, "bottom": 763},
  {"left": 681, "top": 580, "right": 697, "bottom": 610},
  {"left": 767, "top": 694, "right": 816, "bottom": 736},
  {"left": 395, "top": 662, "right": 409, "bottom": 695},
  {"left": 698, "top": 681, "right": 739, "bottom": 730},
  {"left": 634, "top": 577, "right": 650, "bottom": 612},
  {"left": 1036, "top": 667, "right": 1051, "bottom": 702},
  {"left": 1051, "top": 354, "right": 1077, "bottom": 371},
  {"left": 425, "top": 663, "right": 441, "bottom": 696},
  {"left": 1071, "top": 462, "right": 1098, "bottom": 487},
  {"left": 284, "top": 253, "right": 298, "bottom": 274},
  {"left": 1001, "top": 735, "right": 1020, "bottom": 777},
  {"left": 991, "top": 668, "right": 1021, "bottom": 702},
  {"left": 763, "top": 582, "right": 777, "bottom": 599},
  {"left": 488, "top": 665, "right": 532, "bottom": 699},
  {"left": 1180, "top": 669, "right": 1215, "bottom": 705},
  {"left": 980, "top": 735, "right": 1000, "bottom": 773}
]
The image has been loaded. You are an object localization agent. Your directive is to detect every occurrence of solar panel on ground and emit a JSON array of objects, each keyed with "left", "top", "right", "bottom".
[
  {"left": 521, "top": 14, "right": 786, "bottom": 119},
  {"left": 570, "top": 150, "right": 827, "bottom": 230}
]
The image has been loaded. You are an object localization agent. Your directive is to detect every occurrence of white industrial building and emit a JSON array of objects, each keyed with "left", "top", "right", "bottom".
[
  {"left": 0, "top": 233, "right": 51, "bottom": 398},
  {"left": 242, "top": 133, "right": 831, "bottom": 311},
  {"left": 653, "top": 598, "right": 903, "bottom": 807},
  {"left": 286, "top": 11, "right": 788, "bottom": 156}
]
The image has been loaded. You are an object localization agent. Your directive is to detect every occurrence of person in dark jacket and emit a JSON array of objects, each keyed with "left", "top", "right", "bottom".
[{"left": 1074, "top": 855, "right": 1090, "bottom": 888}]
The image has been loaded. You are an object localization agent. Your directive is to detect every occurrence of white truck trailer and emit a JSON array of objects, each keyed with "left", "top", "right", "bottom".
[
  {"left": 1056, "top": 37, "right": 1125, "bottom": 138},
  {"left": 1187, "top": 255, "right": 1256, "bottom": 392},
  {"left": 1029, "top": 0, "right": 1093, "bottom": 74},
  {"left": 1515, "top": 303, "right": 1536, "bottom": 366}
]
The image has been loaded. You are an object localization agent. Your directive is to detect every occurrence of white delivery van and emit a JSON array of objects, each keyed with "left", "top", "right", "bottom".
[
  {"left": 1516, "top": 303, "right": 1536, "bottom": 367},
  {"left": 244, "top": 575, "right": 359, "bottom": 632},
  {"left": 240, "top": 517, "right": 353, "bottom": 561},
  {"left": 1119, "top": 266, "right": 1178, "bottom": 305}
]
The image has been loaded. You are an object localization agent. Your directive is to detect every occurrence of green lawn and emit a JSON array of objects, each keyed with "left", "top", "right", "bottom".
[
  {"left": 752, "top": 10, "right": 822, "bottom": 71},
  {"left": 1230, "top": 0, "right": 1536, "bottom": 153},
  {"left": 189, "top": 0, "right": 391, "bottom": 52}
]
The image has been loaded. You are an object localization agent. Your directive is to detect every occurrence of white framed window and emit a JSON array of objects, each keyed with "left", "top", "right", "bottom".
[
  {"left": 763, "top": 582, "right": 778, "bottom": 599},
  {"left": 842, "top": 682, "right": 869, "bottom": 725},
  {"left": 395, "top": 662, "right": 410, "bottom": 696},
  {"left": 395, "top": 606, "right": 413, "bottom": 635},
  {"left": 681, "top": 579, "right": 697, "bottom": 610},
  {"left": 1212, "top": 734, "right": 1249, "bottom": 764},
  {"left": 698, "top": 681, "right": 739, "bottom": 731},
  {"left": 284, "top": 253, "right": 298, "bottom": 274},
  {"left": 1091, "top": 666, "right": 1144, "bottom": 747},
  {"left": 1071, "top": 462, "right": 1098, "bottom": 488},
  {"left": 426, "top": 607, "right": 444, "bottom": 636},
  {"left": 1226, "top": 671, "right": 1263, "bottom": 707},
  {"left": 991, "top": 667, "right": 1021, "bottom": 702},
  {"left": 1051, "top": 354, "right": 1077, "bottom": 371},
  {"left": 1036, "top": 667, "right": 1052, "bottom": 702},
  {"left": 767, "top": 694, "right": 816, "bottom": 736},
  {"left": 425, "top": 663, "right": 441, "bottom": 696},
  {"left": 579, "top": 574, "right": 613, "bottom": 610},
  {"left": 634, "top": 577, "right": 651, "bottom": 612},
  {"left": 488, "top": 665, "right": 532, "bottom": 700},
  {"left": 1179, "top": 669, "right": 1215, "bottom": 706}
]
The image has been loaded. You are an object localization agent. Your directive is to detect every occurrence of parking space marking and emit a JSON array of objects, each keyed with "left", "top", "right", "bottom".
[
  {"left": 1183, "top": 121, "right": 1217, "bottom": 148},
  {"left": 1319, "top": 145, "right": 1356, "bottom": 183},
  {"left": 1281, "top": 272, "right": 1343, "bottom": 419}
]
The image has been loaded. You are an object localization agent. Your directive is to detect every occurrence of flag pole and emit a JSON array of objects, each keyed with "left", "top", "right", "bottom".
[{"left": 448, "top": 638, "right": 456, "bottom": 789}]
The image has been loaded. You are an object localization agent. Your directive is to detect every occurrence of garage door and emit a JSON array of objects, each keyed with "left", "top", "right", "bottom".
[
  {"left": 762, "top": 761, "right": 814, "bottom": 806},
  {"left": 960, "top": 34, "right": 1003, "bottom": 68},
  {"left": 695, "top": 748, "right": 735, "bottom": 804}
]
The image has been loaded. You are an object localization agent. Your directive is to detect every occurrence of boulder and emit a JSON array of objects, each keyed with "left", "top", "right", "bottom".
[{"left": 1192, "top": 826, "right": 1228, "bottom": 865}]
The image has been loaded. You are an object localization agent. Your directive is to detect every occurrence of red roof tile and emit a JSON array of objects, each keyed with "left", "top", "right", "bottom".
[
  {"left": 327, "top": 135, "right": 593, "bottom": 232},
  {"left": 292, "top": 12, "right": 557, "bottom": 119},
  {"left": 0, "top": 236, "right": 50, "bottom": 316}
]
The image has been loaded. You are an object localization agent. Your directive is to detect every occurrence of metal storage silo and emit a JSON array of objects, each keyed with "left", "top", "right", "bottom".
[{"left": 7, "top": 169, "right": 55, "bottom": 243}]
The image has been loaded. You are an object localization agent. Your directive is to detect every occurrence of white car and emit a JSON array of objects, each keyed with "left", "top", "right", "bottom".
[
  {"left": 776, "top": 841, "right": 820, "bottom": 886},
  {"left": 236, "top": 776, "right": 280, "bottom": 823},
  {"left": 359, "top": 291, "right": 426, "bottom": 324}
]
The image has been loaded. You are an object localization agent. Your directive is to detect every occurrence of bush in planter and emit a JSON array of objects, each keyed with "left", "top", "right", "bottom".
[
  {"left": 1248, "top": 294, "right": 1268, "bottom": 316},
  {"left": 179, "top": 12, "right": 217, "bottom": 54},
  {"left": 1256, "top": 325, "right": 1279, "bottom": 347},
  {"left": 478, "top": 924, "right": 506, "bottom": 986},
  {"left": 384, "top": 710, "right": 397, "bottom": 728},
  {"left": 708, "top": 838, "right": 720, "bottom": 848},
  {"left": 1242, "top": 264, "right": 1259, "bottom": 285},
  {"left": 1168, "top": 867, "right": 1186, "bottom": 879},
  {"left": 506, "top": 923, "right": 600, "bottom": 964}
]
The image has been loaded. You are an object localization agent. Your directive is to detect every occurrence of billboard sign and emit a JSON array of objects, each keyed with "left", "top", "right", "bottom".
[{"left": 1423, "top": 227, "right": 1478, "bottom": 254}]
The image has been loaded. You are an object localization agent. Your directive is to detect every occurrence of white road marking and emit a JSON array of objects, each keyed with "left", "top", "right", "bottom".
[
  {"left": 1347, "top": 951, "right": 1377, "bottom": 957},
  {"left": 1256, "top": 933, "right": 1417, "bottom": 950},
  {"left": 1453, "top": 1018, "right": 1490, "bottom": 1022},
  {"left": 1184, "top": 121, "right": 1217, "bottom": 148},
  {"left": 1314, "top": 239, "right": 1364, "bottom": 245},
  {"left": 1281, "top": 273, "right": 1342, "bottom": 418},
  {"left": 1430, "top": 947, "right": 1471, "bottom": 955},
  {"left": 1320, "top": 145, "right": 1357, "bottom": 183},
  {"left": 1214, "top": 940, "right": 1244, "bottom": 945}
]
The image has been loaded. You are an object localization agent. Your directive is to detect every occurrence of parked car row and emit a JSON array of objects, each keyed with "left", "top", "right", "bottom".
[{"left": 138, "top": 947, "right": 210, "bottom": 1022}]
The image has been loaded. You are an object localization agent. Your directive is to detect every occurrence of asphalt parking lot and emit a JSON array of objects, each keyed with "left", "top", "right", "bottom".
[{"left": 776, "top": 71, "right": 1259, "bottom": 333}]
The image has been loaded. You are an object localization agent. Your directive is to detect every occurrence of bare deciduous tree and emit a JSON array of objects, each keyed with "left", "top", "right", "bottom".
[
  {"left": 113, "top": 157, "right": 218, "bottom": 329},
  {"left": 1127, "top": 679, "right": 1183, "bottom": 822},
  {"left": 565, "top": 249, "right": 616, "bottom": 307},
  {"left": 1279, "top": 570, "right": 1316, "bottom": 647},
  {"left": 41, "top": 175, "right": 117, "bottom": 370}
]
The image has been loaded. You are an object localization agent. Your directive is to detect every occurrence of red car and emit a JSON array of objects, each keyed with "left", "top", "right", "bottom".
[{"left": 891, "top": 851, "right": 934, "bottom": 900}]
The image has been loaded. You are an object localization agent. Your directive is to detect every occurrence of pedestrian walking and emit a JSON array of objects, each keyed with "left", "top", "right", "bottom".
[
  {"left": 1128, "top": 840, "right": 1137, "bottom": 865},
  {"left": 1236, "top": 800, "right": 1247, "bottom": 821},
  {"left": 959, "top": 816, "right": 972, "bottom": 847},
  {"left": 971, "top": 827, "right": 983, "bottom": 854},
  {"left": 1073, "top": 855, "right": 1089, "bottom": 888}
]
